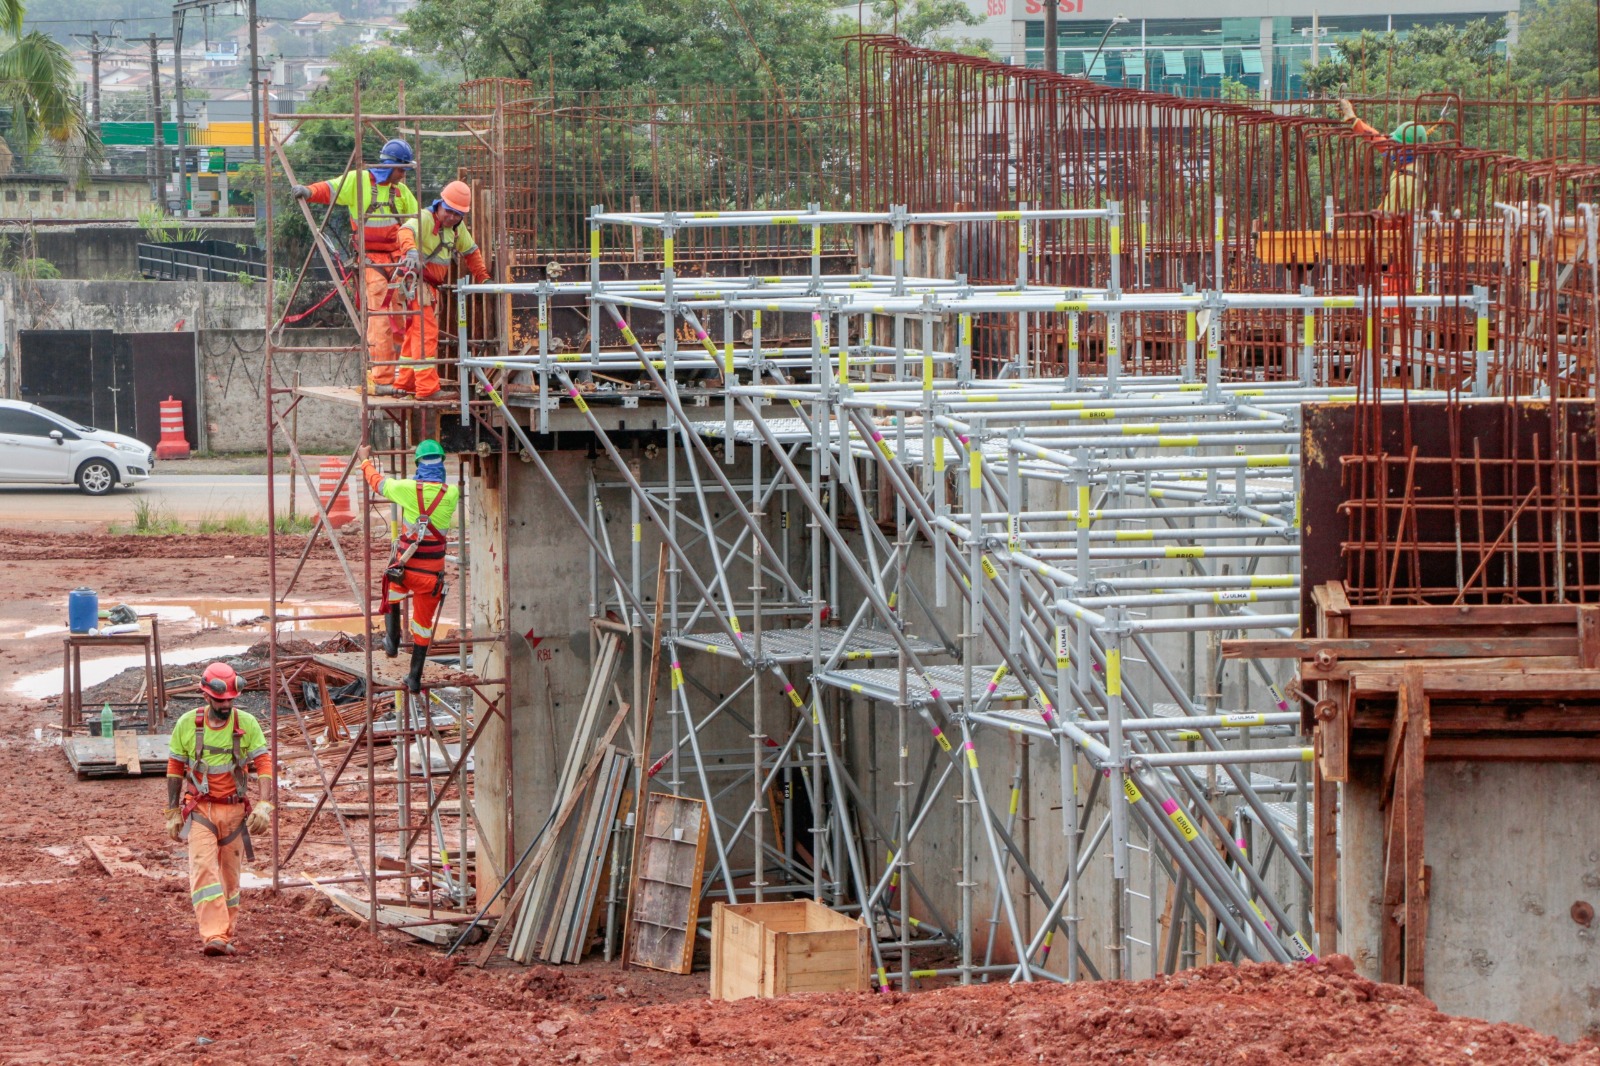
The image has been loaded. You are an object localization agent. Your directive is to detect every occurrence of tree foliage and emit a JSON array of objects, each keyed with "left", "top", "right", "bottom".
[
  {"left": 399, "top": 0, "right": 858, "bottom": 97},
  {"left": 868, "top": 0, "right": 989, "bottom": 56},
  {"left": 1299, "top": 18, "right": 1505, "bottom": 98},
  {"left": 1300, "top": 1, "right": 1598, "bottom": 100},
  {"left": 291, "top": 46, "right": 458, "bottom": 190},
  {"left": 0, "top": 0, "right": 93, "bottom": 169},
  {"left": 1512, "top": 0, "right": 1599, "bottom": 95}
]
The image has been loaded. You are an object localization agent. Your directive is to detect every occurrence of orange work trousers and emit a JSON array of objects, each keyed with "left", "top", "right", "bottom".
[
  {"left": 187, "top": 797, "right": 247, "bottom": 946},
  {"left": 398, "top": 289, "right": 441, "bottom": 398},
  {"left": 387, "top": 559, "right": 445, "bottom": 647},
  {"left": 364, "top": 252, "right": 405, "bottom": 387}
]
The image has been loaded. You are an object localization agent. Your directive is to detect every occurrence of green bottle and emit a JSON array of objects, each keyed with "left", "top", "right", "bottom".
[{"left": 100, "top": 702, "right": 114, "bottom": 738}]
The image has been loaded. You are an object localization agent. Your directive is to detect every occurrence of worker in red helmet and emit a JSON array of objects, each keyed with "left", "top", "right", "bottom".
[
  {"left": 391, "top": 179, "right": 492, "bottom": 400},
  {"left": 164, "top": 661, "right": 274, "bottom": 956}
]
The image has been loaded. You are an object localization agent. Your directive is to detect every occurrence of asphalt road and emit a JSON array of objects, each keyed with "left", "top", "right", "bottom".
[{"left": 0, "top": 473, "right": 300, "bottom": 528}]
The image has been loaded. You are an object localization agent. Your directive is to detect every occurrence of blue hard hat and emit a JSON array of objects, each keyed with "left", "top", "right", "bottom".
[{"left": 370, "top": 138, "right": 414, "bottom": 183}]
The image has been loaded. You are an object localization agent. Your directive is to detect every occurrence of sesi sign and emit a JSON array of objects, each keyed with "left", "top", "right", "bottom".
[{"left": 1023, "top": 0, "right": 1086, "bottom": 12}]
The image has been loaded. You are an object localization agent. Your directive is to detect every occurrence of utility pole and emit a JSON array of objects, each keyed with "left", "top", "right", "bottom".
[
  {"left": 248, "top": 0, "right": 261, "bottom": 163},
  {"left": 72, "top": 30, "right": 111, "bottom": 128},
  {"left": 171, "top": 0, "right": 264, "bottom": 212},
  {"left": 1044, "top": 0, "right": 1058, "bottom": 73},
  {"left": 147, "top": 33, "right": 168, "bottom": 208},
  {"left": 173, "top": 6, "right": 187, "bottom": 217}
]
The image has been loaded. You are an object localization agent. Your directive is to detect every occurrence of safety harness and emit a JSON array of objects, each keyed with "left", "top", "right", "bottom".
[
  {"left": 383, "top": 483, "right": 449, "bottom": 596},
  {"left": 180, "top": 708, "right": 255, "bottom": 860}
]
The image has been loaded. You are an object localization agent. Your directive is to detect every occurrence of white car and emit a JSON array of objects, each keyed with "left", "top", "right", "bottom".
[{"left": 0, "top": 398, "right": 155, "bottom": 495}]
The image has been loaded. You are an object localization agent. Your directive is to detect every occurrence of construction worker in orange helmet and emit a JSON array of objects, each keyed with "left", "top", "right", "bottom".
[
  {"left": 164, "top": 661, "right": 274, "bottom": 956},
  {"left": 358, "top": 438, "right": 460, "bottom": 692},
  {"left": 289, "top": 139, "right": 419, "bottom": 395},
  {"left": 391, "top": 179, "right": 491, "bottom": 400}
]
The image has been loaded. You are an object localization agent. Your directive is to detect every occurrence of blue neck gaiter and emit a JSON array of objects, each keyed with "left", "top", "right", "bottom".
[{"left": 415, "top": 459, "right": 447, "bottom": 484}]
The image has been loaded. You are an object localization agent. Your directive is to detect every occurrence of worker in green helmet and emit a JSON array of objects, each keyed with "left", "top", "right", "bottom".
[
  {"left": 358, "top": 438, "right": 459, "bottom": 692},
  {"left": 1339, "top": 98, "right": 1429, "bottom": 216}
]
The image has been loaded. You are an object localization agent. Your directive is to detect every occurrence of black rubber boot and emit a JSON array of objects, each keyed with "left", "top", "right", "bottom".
[
  {"left": 383, "top": 604, "right": 402, "bottom": 659},
  {"left": 405, "top": 643, "right": 428, "bottom": 693}
]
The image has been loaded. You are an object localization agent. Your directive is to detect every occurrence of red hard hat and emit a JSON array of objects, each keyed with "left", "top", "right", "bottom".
[
  {"left": 440, "top": 180, "right": 472, "bottom": 215},
  {"left": 202, "top": 661, "right": 240, "bottom": 700}
]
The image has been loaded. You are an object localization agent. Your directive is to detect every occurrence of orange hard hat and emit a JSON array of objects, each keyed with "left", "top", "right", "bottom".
[
  {"left": 440, "top": 180, "right": 472, "bottom": 215},
  {"left": 202, "top": 661, "right": 240, "bottom": 700}
]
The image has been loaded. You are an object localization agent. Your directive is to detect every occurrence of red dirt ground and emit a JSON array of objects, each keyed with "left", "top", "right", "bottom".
[{"left": 3, "top": 533, "right": 1597, "bottom": 1064}]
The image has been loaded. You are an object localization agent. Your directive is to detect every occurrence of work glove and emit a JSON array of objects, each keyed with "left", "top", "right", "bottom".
[
  {"left": 245, "top": 801, "right": 273, "bottom": 836},
  {"left": 164, "top": 807, "right": 184, "bottom": 842},
  {"left": 1336, "top": 98, "right": 1356, "bottom": 124},
  {"left": 400, "top": 249, "right": 421, "bottom": 273},
  {"left": 290, "top": 184, "right": 311, "bottom": 200}
]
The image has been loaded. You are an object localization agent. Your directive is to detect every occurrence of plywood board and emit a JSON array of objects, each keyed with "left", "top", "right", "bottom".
[{"left": 625, "top": 792, "right": 707, "bottom": 974}]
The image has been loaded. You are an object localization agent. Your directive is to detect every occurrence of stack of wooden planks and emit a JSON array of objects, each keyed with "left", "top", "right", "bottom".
[
  {"left": 504, "top": 629, "right": 631, "bottom": 963},
  {"left": 507, "top": 745, "right": 632, "bottom": 963}
]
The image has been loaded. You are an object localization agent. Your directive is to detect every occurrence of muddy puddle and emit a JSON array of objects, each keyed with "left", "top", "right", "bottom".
[{"left": 10, "top": 643, "right": 255, "bottom": 699}]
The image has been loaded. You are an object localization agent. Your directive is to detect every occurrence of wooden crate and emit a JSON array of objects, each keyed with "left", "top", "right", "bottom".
[{"left": 709, "top": 900, "right": 870, "bottom": 1000}]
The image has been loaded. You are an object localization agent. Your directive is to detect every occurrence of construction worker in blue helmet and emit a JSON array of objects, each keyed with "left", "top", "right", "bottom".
[{"left": 290, "top": 139, "right": 418, "bottom": 393}]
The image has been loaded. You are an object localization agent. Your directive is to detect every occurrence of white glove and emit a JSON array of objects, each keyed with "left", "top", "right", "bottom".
[
  {"left": 290, "top": 184, "right": 311, "bottom": 200},
  {"left": 400, "top": 249, "right": 421, "bottom": 273}
]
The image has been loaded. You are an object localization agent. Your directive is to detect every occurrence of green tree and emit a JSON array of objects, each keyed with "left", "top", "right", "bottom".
[
  {"left": 1300, "top": 19, "right": 1505, "bottom": 99},
  {"left": 1512, "top": 0, "right": 1598, "bottom": 95},
  {"left": 400, "top": 0, "right": 853, "bottom": 96},
  {"left": 0, "top": 0, "right": 93, "bottom": 169},
  {"left": 869, "top": 0, "right": 989, "bottom": 55},
  {"left": 291, "top": 46, "right": 457, "bottom": 190}
]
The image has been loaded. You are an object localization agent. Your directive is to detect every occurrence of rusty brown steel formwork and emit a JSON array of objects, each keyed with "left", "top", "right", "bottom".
[
  {"left": 848, "top": 37, "right": 1598, "bottom": 391},
  {"left": 843, "top": 39, "right": 1600, "bottom": 608}
]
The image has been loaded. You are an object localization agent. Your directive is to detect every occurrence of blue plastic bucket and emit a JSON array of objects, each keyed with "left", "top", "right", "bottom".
[{"left": 68, "top": 587, "right": 98, "bottom": 634}]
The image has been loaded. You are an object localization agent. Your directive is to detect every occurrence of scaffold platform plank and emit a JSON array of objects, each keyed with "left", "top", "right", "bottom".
[
  {"left": 674, "top": 626, "right": 945, "bottom": 665},
  {"left": 814, "top": 664, "right": 1028, "bottom": 707},
  {"left": 294, "top": 385, "right": 463, "bottom": 408},
  {"left": 310, "top": 651, "right": 479, "bottom": 691}
]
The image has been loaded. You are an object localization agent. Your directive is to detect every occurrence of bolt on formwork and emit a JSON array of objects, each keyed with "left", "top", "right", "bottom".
[
  {"left": 261, "top": 90, "right": 515, "bottom": 930},
  {"left": 453, "top": 201, "right": 1499, "bottom": 984}
]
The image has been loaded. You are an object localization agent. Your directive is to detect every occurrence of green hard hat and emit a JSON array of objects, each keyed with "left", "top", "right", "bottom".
[
  {"left": 415, "top": 439, "right": 445, "bottom": 462},
  {"left": 1389, "top": 121, "right": 1428, "bottom": 145}
]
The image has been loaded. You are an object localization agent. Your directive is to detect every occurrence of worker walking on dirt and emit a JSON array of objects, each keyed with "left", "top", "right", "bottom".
[
  {"left": 164, "top": 661, "right": 274, "bottom": 957},
  {"left": 359, "top": 439, "right": 459, "bottom": 692},
  {"left": 290, "top": 139, "right": 418, "bottom": 394},
  {"left": 392, "top": 180, "right": 492, "bottom": 400}
]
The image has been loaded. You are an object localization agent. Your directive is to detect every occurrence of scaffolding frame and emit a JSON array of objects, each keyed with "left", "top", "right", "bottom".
[
  {"left": 452, "top": 202, "right": 1510, "bottom": 983},
  {"left": 261, "top": 89, "right": 513, "bottom": 929}
]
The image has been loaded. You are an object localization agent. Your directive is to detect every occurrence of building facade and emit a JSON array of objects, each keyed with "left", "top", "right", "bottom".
[
  {"left": 958, "top": 0, "right": 1518, "bottom": 97},
  {"left": 0, "top": 175, "right": 152, "bottom": 221}
]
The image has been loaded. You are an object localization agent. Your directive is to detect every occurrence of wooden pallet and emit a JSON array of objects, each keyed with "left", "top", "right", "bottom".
[{"left": 64, "top": 734, "right": 170, "bottom": 779}]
